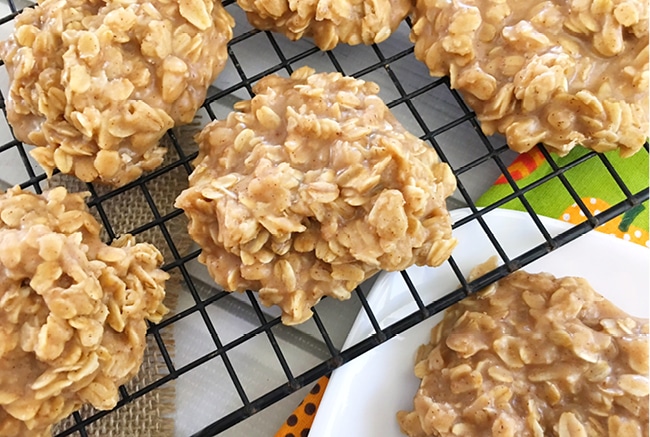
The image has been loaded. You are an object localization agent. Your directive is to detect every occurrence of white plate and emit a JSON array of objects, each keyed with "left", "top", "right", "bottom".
[{"left": 310, "top": 208, "right": 649, "bottom": 437}]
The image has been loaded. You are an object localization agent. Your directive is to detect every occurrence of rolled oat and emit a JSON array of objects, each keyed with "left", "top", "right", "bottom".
[
  {"left": 0, "top": 186, "right": 168, "bottom": 436},
  {"left": 410, "top": 0, "right": 649, "bottom": 156},
  {"left": 398, "top": 259, "right": 649, "bottom": 437},
  {"left": 0, "top": 0, "right": 234, "bottom": 186},
  {"left": 175, "top": 66, "right": 457, "bottom": 325}
]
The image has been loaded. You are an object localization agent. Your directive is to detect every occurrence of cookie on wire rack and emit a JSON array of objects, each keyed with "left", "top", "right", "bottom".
[
  {"left": 0, "top": 0, "right": 234, "bottom": 187},
  {"left": 237, "top": 0, "right": 411, "bottom": 50},
  {"left": 0, "top": 186, "right": 168, "bottom": 436},
  {"left": 175, "top": 66, "right": 458, "bottom": 325},
  {"left": 410, "top": 0, "right": 648, "bottom": 157}
]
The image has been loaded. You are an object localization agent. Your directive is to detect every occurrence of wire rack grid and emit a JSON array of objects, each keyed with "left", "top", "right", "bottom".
[{"left": 0, "top": 0, "right": 648, "bottom": 435}]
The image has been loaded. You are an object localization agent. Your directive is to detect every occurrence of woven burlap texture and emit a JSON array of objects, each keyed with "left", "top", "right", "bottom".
[{"left": 50, "top": 127, "right": 198, "bottom": 437}]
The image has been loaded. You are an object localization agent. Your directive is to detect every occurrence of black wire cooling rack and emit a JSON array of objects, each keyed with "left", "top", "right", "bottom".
[{"left": 0, "top": 0, "right": 648, "bottom": 435}]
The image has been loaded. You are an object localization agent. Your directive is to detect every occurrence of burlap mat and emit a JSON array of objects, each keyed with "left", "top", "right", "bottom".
[{"left": 50, "top": 126, "right": 199, "bottom": 437}]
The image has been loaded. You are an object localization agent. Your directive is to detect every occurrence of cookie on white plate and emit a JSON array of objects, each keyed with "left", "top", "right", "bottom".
[{"left": 399, "top": 258, "right": 649, "bottom": 436}]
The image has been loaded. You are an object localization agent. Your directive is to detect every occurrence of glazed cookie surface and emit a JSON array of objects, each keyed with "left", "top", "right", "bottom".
[
  {"left": 237, "top": 0, "right": 411, "bottom": 50},
  {"left": 398, "top": 260, "right": 649, "bottom": 437},
  {"left": 0, "top": 0, "right": 234, "bottom": 186},
  {"left": 175, "top": 67, "right": 457, "bottom": 325},
  {"left": 410, "top": 0, "right": 648, "bottom": 156},
  {"left": 0, "top": 186, "right": 168, "bottom": 436}
]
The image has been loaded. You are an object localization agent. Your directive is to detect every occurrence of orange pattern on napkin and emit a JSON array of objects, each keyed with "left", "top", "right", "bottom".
[{"left": 274, "top": 376, "right": 330, "bottom": 437}]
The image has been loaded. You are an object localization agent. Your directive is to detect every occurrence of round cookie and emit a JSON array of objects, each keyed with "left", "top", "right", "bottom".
[
  {"left": 175, "top": 67, "right": 457, "bottom": 325},
  {"left": 398, "top": 261, "right": 649, "bottom": 436},
  {"left": 0, "top": 0, "right": 234, "bottom": 186},
  {"left": 237, "top": 0, "right": 411, "bottom": 50},
  {"left": 0, "top": 186, "right": 168, "bottom": 436},
  {"left": 410, "top": 0, "right": 649, "bottom": 156}
]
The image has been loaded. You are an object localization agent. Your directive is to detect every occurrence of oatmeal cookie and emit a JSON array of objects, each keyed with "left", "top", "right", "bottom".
[
  {"left": 237, "top": 0, "right": 411, "bottom": 50},
  {"left": 175, "top": 66, "right": 457, "bottom": 325},
  {"left": 0, "top": 0, "right": 234, "bottom": 186},
  {"left": 398, "top": 260, "right": 649, "bottom": 437},
  {"left": 0, "top": 186, "right": 168, "bottom": 436},
  {"left": 410, "top": 0, "right": 649, "bottom": 156}
]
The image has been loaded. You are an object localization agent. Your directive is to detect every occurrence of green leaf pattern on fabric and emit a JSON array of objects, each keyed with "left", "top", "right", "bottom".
[{"left": 477, "top": 147, "right": 649, "bottom": 244}]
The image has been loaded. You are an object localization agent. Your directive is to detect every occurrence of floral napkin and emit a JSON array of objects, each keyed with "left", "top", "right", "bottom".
[{"left": 476, "top": 146, "right": 648, "bottom": 246}]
